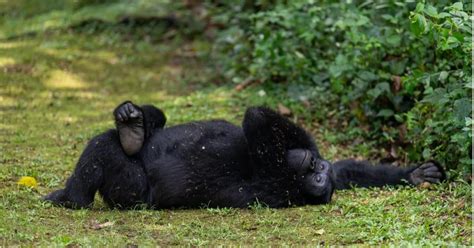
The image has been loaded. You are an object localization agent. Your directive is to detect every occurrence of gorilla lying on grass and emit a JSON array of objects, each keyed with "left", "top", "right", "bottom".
[{"left": 44, "top": 101, "right": 445, "bottom": 209}]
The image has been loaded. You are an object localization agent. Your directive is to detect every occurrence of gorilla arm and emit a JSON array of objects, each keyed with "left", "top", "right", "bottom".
[{"left": 332, "top": 160, "right": 446, "bottom": 190}]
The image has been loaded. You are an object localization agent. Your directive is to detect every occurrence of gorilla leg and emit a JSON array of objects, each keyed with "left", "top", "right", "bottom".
[
  {"left": 332, "top": 160, "right": 446, "bottom": 190},
  {"left": 114, "top": 101, "right": 166, "bottom": 156},
  {"left": 43, "top": 130, "right": 148, "bottom": 209},
  {"left": 242, "top": 106, "right": 321, "bottom": 177}
]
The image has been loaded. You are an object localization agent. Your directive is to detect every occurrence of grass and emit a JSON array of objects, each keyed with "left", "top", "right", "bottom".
[{"left": 0, "top": 2, "right": 472, "bottom": 246}]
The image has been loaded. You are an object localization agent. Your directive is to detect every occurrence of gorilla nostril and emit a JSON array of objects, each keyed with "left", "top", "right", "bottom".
[{"left": 315, "top": 174, "right": 322, "bottom": 183}]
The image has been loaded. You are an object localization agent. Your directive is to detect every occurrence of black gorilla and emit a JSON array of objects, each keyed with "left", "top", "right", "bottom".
[{"left": 43, "top": 101, "right": 446, "bottom": 209}]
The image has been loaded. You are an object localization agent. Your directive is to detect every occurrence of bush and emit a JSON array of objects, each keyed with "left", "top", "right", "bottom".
[{"left": 210, "top": 0, "right": 472, "bottom": 174}]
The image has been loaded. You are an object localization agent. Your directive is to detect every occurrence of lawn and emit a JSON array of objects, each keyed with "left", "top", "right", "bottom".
[{"left": 0, "top": 3, "right": 471, "bottom": 246}]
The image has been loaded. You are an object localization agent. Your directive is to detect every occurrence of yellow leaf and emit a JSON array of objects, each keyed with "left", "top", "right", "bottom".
[
  {"left": 17, "top": 176, "right": 38, "bottom": 188},
  {"left": 315, "top": 229, "right": 325, "bottom": 235}
]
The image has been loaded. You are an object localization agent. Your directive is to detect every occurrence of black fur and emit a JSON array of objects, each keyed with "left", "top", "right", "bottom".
[{"left": 43, "top": 102, "right": 446, "bottom": 209}]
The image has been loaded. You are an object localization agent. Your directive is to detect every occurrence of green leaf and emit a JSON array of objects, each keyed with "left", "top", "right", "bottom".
[
  {"left": 410, "top": 13, "right": 428, "bottom": 35},
  {"left": 331, "top": 78, "right": 344, "bottom": 93},
  {"left": 368, "top": 82, "right": 391, "bottom": 99},
  {"left": 424, "top": 5, "right": 438, "bottom": 18},
  {"left": 328, "top": 54, "right": 351, "bottom": 78},
  {"left": 389, "top": 60, "right": 406, "bottom": 75},
  {"left": 439, "top": 71, "right": 449, "bottom": 82},
  {"left": 422, "top": 88, "right": 448, "bottom": 105},
  {"left": 440, "top": 36, "right": 460, "bottom": 50},
  {"left": 465, "top": 81, "right": 474, "bottom": 89},
  {"left": 438, "top": 12, "right": 451, "bottom": 18},
  {"left": 422, "top": 148, "right": 431, "bottom": 159},
  {"left": 394, "top": 114, "right": 404, "bottom": 122},
  {"left": 453, "top": 98, "right": 471, "bottom": 122},
  {"left": 377, "top": 109, "right": 394, "bottom": 117},
  {"left": 415, "top": 2, "right": 424, "bottom": 12},
  {"left": 451, "top": 2, "right": 463, "bottom": 11},
  {"left": 359, "top": 71, "right": 378, "bottom": 81},
  {"left": 386, "top": 34, "right": 401, "bottom": 46}
]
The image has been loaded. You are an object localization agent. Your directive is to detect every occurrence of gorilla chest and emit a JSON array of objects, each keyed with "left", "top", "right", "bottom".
[{"left": 140, "top": 124, "right": 252, "bottom": 206}]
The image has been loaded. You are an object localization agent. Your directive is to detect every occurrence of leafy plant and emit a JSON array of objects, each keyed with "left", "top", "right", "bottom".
[{"left": 210, "top": 0, "right": 472, "bottom": 174}]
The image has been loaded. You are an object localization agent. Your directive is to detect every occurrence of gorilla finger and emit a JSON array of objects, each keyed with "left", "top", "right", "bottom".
[
  {"left": 423, "top": 166, "right": 439, "bottom": 172},
  {"left": 125, "top": 103, "right": 134, "bottom": 115},
  {"left": 119, "top": 108, "right": 129, "bottom": 121},
  {"left": 115, "top": 113, "right": 124, "bottom": 122},
  {"left": 424, "top": 177, "right": 440, "bottom": 184},
  {"left": 120, "top": 103, "right": 130, "bottom": 117},
  {"left": 419, "top": 163, "right": 434, "bottom": 169},
  {"left": 424, "top": 171, "right": 442, "bottom": 178}
]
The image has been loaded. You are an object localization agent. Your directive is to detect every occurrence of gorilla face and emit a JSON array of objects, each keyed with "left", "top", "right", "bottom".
[
  {"left": 301, "top": 158, "right": 334, "bottom": 204},
  {"left": 287, "top": 149, "right": 335, "bottom": 204}
]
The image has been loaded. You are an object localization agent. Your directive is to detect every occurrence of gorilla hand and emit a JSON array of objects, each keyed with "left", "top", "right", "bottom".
[
  {"left": 408, "top": 161, "right": 446, "bottom": 186},
  {"left": 113, "top": 101, "right": 145, "bottom": 156}
]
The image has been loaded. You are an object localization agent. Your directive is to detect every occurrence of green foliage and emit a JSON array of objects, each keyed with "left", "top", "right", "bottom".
[
  {"left": 404, "top": 1, "right": 472, "bottom": 174},
  {"left": 210, "top": 0, "right": 472, "bottom": 173}
]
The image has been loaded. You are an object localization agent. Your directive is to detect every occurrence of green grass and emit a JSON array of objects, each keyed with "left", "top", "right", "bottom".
[{"left": 0, "top": 4, "right": 472, "bottom": 246}]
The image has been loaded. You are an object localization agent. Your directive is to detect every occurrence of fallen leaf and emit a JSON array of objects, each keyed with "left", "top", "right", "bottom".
[
  {"left": 235, "top": 78, "right": 261, "bottom": 91},
  {"left": 391, "top": 75, "right": 402, "bottom": 93},
  {"left": 301, "top": 100, "right": 311, "bottom": 108},
  {"left": 277, "top": 104, "right": 292, "bottom": 116},
  {"left": 419, "top": 182, "right": 432, "bottom": 189},
  {"left": 398, "top": 124, "right": 407, "bottom": 143},
  {"left": 389, "top": 144, "right": 398, "bottom": 159},
  {"left": 17, "top": 176, "right": 38, "bottom": 188},
  {"left": 315, "top": 229, "right": 325, "bottom": 235},
  {"left": 90, "top": 220, "right": 114, "bottom": 230}
]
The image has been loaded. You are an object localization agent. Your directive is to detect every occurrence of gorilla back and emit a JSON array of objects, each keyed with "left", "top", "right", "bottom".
[{"left": 43, "top": 102, "right": 445, "bottom": 209}]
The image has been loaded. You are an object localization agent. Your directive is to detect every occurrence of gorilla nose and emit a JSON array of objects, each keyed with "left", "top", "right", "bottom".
[
  {"left": 313, "top": 173, "right": 327, "bottom": 187},
  {"left": 315, "top": 174, "right": 322, "bottom": 183}
]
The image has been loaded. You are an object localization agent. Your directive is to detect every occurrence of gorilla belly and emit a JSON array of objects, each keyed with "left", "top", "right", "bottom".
[{"left": 141, "top": 120, "right": 251, "bottom": 208}]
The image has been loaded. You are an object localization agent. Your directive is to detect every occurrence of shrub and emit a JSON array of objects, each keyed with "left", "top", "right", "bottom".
[{"left": 210, "top": 0, "right": 472, "bottom": 174}]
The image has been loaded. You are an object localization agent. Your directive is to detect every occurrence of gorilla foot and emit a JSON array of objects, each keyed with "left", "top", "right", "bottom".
[
  {"left": 409, "top": 161, "right": 446, "bottom": 185},
  {"left": 114, "top": 101, "right": 145, "bottom": 156},
  {"left": 42, "top": 189, "right": 93, "bottom": 209}
]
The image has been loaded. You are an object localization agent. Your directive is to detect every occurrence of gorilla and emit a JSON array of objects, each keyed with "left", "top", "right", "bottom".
[{"left": 43, "top": 101, "right": 446, "bottom": 209}]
